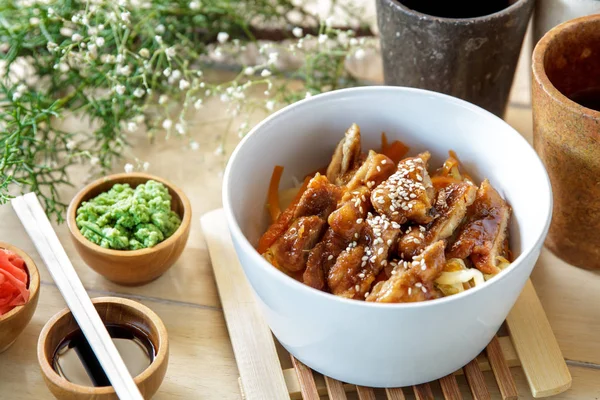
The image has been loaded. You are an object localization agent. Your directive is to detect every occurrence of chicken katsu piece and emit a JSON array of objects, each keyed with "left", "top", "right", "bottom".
[
  {"left": 326, "top": 123, "right": 364, "bottom": 186},
  {"left": 294, "top": 174, "right": 343, "bottom": 219},
  {"left": 267, "top": 216, "right": 326, "bottom": 273},
  {"left": 327, "top": 186, "right": 370, "bottom": 242},
  {"left": 346, "top": 150, "right": 396, "bottom": 191},
  {"left": 447, "top": 179, "right": 511, "bottom": 275},
  {"left": 303, "top": 228, "right": 347, "bottom": 290},
  {"left": 327, "top": 213, "right": 402, "bottom": 299},
  {"left": 371, "top": 152, "right": 436, "bottom": 225},
  {"left": 366, "top": 241, "right": 446, "bottom": 303},
  {"left": 399, "top": 181, "right": 477, "bottom": 258}
]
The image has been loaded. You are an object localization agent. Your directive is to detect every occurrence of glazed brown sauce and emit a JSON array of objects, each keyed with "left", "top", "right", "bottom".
[
  {"left": 569, "top": 87, "right": 600, "bottom": 112},
  {"left": 398, "top": 0, "right": 511, "bottom": 18},
  {"left": 52, "top": 324, "right": 155, "bottom": 387}
]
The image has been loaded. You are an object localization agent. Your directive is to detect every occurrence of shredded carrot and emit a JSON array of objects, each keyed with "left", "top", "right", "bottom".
[
  {"left": 266, "top": 165, "right": 284, "bottom": 223},
  {"left": 381, "top": 132, "right": 389, "bottom": 152},
  {"left": 257, "top": 175, "right": 311, "bottom": 253},
  {"left": 382, "top": 141, "right": 410, "bottom": 164}
]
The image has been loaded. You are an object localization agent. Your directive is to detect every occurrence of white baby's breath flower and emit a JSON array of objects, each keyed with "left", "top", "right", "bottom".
[
  {"left": 338, "top": 31, "right": 349, "bottom": 46},
  {"left": 175, "top": 123, "right": 186, "bottom": 134},
  {"left": 189, "top": 0, "right": 200, "bottom": 10},
  {"left": 265, "top": 100, "right": 275, "bottom": 111},
  {"left": 354, "top": 48, "right": 366, "bottom": 60},
  {"left": 292, "top": 27, "right": 303, "bottom": 38},
  {"left": 12, "top": 92, "right": 22, "bottom": 101},
  {"left": 134, "top": 115, "right": 145, "bottom": 124},
  {"left": 88, "top": 27, "right": 98, "bottom": 36},
  {"left": 267, "top": 52, "right": 279, "bottom": 65},
  {"left": 47, "top": 7, "right": 54, "bottom": 15},
  {"left": 260, "top": 69, "right": 271, "bottom": 77},
  {"left": 325, "top": 16, "right": 334, "bottom": 28},
  {"left": 95, "top": 37, "right": 105, "bottom": 47},
  {"left": 90, "top": 156, "right": 99, "bottom": 166},
  {"left": 305, "top": 92, "right": 312, "bottom": 99},
  {"left": 139, "top": 48, "right": 150, "bottom": 58},
  {"left": 72, "top": 33, "right": 83, "bottom": 42},
  {"left": 66, "top": 140, "right": 76, "bottom": 150},
  {"left": 190, "top": 141, "right": 200, "bottom": 151},
  {"left": 98, "top": 24, "right": 105, "bottom": 30},
  {"left": 71, "top": 14, "right": 80, "bottom": 23},
  {"left": 117, "top": 64, "right": 131, "bottom": 76},
  {"left": 214, "top": 144, "right": 224, "bottom": 155},
  {"left": 244, "top": 66, "right": 254, "bottom": 75},
  {"left": 127, "top": 122, "right": 138, "bottom": 132},
  {"left": 30, "top": 17, "right": 40, "bottom": 25},
  {"left": 47, "top": 42, "right": 58, "bottom": 52},
  {"left": 114, "top": 85, "right": 126, "bottom": 95},
  {"left": 171, "top": 70, "right": 181, "bottom": 80},
  {"left": 124, "top": 163, "right": 134, "bottom": 173},
  {"left": 133, "top": 88, "right": 145, "bottom": 98},
  {"left": 121, "top": 11, "right": 130, "bottom": 23},
  {"left": 60, "top": 27, "right": 74, "bottom": 37},
  {"left": 155, "top": 35, "right": 163, "bottom": 44},
  {"left": 58, "top": 63, "right": 70, "bottom": 72},
  {"left": 349, "top": 38, "right": 358, "bottom": 46},
  {"left": 163, "top": 67, "right": 171, "bottom": 77},
  {"left": 156, "top": 24, "right": 165, "bottom": 34},
  {"left": 194, "top": 99, "right": 203, "bottom": 109},
  {"left": 318, "top": 34, "right": 328, "bottom": 44},
  {"left": 179, "top": 79, "right": 190, "bottom": 90},
  {"left": 158, "top": 95, "right": 168, "bottom": 104},
  {"left": 162, "top": 119, "right": 173, "bottom": 129},
  {"left": 116, "top": 54, "right": 124, "bottom": 64},
  {"left": 217, "top": 32, "right": 229, "bottom": 44},
  {"left": 143, "top": 162, "right": 150, "bottom": 171},
  {"left": 220, "top": 93, "right": 229, "bottom": 102},
  {"left": 165, "top": 46, "right": 176, "bottom": 58}
]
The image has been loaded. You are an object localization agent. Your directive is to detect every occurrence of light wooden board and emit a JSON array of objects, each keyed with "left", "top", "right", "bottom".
[{"left": 201, "top": 210, "right": 291, "bottom": 400}]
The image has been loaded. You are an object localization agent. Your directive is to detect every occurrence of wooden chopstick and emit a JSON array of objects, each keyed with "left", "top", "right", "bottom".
[
  {"left": 11, "top": 194, "right": 143, "bottom": 400},
  {"left": 385, "top": 387, "right": 406, "bottom": 400},
  {"left": 290, "top": 356, "right": 319, "bottom": 400},
  {"left": 356, "top": 386, "right": 376, "bottom": 400},
  {"left": 413, "top": 383, "right": 434, "bottom": 400},
  {"left": 463, "top": 359, "right": 490, "bottom": 400},
  {"left": 324, "top": 376, "right": 347, "bottom": 399},
  {"left": 486, "top": 336, "right": 518, "bottom": 400},
  {"left": 439, "top": 374, "right": 463, "bottom": 399}
]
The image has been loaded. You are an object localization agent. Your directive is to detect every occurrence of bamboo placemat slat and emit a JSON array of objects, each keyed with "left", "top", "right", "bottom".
[
  {"left": 506, "top": 280, "right": 572, "bottom": 397},
  {"left": 385, "top": 388, "right": 406, "bottom": 400},
  {"left": 486, "top": 336, "right": 518, "bottom": 400},
  {"left": 464, "top": 359, "right": 491, "bottom": 400},
  {"left": 200, "top": 210, "right": 290, "bottom": 400},
  {"left": 439, "top": 374, "right": 463, "bottom": 400},
  {"left": 356, "top": 385, "right": 377, "bottom": 400},
  {"left": 324, "top": 376, "right": 347, "bottom": 399},
  {"left": 413, "top": 383, "right": 434, "bottom": 400},
  {"left": 291, "top": 356, "right": 320, "bottom": 400}
]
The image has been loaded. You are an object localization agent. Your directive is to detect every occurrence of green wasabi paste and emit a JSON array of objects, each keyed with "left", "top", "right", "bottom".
[{"left": 76, "top": 180, "right": 182, "bottom": 250}]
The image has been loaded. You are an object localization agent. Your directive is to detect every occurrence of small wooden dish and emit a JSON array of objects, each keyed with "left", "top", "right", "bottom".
[
  {"left": 67, "top": 173, "right": 192, "bottom": 285},
  {"left": 38, "top": 296, "right": 169, "bottom": 400},
  {"left": 0, "top": 242, "right": 40, "bottom": 353}
]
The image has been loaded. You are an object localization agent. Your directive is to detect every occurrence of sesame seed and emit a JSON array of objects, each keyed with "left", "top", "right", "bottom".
[
  {"left": 365, "top": 292, "right": 370, "bottom": 298},
  {"left": 421, "top": 265, "right": 426, "bottom": 270},
  {"left": 415, "top": 282, "right": 422, "bottom": 287},
  {"left": 422, "top": 286, "right": 427, "bottom": 293},
  {"left": 354, "top": 232, "right": 359, "bottom": 238},
  {"left": 377, "top": 166, "right": 381, "bottom": 172},
  {"left": 381, "top": 160, "right": 387, "bottom": 165},
  {"left": 327, "top": 255, "right": 334, "bottom": 261},
  {"left": 358, "top": 273, "right": 365, "bottom": 278},
  {"left": 355, "top": 284, "right": 360, "bottom": 292},
  {"left": 356, "top": 218, "right": 363, "bottom": 224},
  {"left": 387, "top": 239, "right": 392, "bottom": 246},
  {"left": 391, "top": 270, "right": 397, "bottom": 275},
  {"left": 408, "top": 287, "right": 412, "bottom": 295},
  {"left": 378, "top": 248, "right": 384, "bottom": 255}
]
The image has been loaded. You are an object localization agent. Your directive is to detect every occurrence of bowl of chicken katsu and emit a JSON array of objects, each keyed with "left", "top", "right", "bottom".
[{"left": 222, "top": 86, "right": 552, "bottom": 387}]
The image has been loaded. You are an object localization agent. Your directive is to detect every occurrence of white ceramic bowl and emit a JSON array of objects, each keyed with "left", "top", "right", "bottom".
[{"left": 223, "top": 86, "right": 552, "bottom": 387}]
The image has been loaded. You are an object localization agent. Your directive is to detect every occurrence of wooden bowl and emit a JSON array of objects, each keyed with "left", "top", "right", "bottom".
[
  {"left": 38, "top": 297, "right": 169, "bottom": 400},
  {"left": 67, "top": 173, "right": 191, "bottom": 285},
  {"left": 0, "top": 242, "right": 40, "bottom": 353}
]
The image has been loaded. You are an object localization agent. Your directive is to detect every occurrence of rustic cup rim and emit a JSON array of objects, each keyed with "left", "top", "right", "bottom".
[
  {"left": 383, "top": 0, "right": 532, "bottom": 24},
  {"left": 532, "top": 14, "right": 600, "bottom": 122}
]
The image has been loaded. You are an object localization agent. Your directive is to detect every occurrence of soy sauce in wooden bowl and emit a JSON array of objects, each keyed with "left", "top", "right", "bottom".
[{"left": 52, "top": 324, "right": 155, "bottom": 387}]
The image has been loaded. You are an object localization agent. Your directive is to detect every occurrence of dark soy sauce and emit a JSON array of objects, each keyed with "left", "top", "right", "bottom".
[
  {"left": 398, "top": 0, "right": 512, "bottom": 19},
  {"left": 52, "top": 324, "right": 155, "bottom": 387},
  {"left": 569, "top": 87, "right": 600, "bottom": 112}
]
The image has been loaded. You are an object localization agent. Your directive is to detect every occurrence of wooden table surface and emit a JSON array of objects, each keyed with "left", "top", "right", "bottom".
[{"left": 1, "top": 67, "right": 600, "bottom": 399}]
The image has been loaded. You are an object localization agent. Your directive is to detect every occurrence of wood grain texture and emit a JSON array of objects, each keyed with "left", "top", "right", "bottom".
[
  {"left": 66, "top": 173, "right": 192, "bottom": 286},
  {"left": 37, "top": 297, "right": 168, "bottom": 400},
  {"left": 464, "top": 359, "right": 491, "bottom": 400},
  {"left": 0, "top": 242, "right": 40, "bottom": 353},
  {"left": 439, "top": 374, "right": 463, "bottom": 400},
  {"left": 506, "top": 280, "right": 572, "bottom": 397},
  {"left": 201, "top": 210, "right": 290, "bottom": 400},
  {"left": 385, "top": 388, "right": 406, "bottom": 400},
  {"left": 356, "top": 385, "right": 376, "bottom": 400},
  {"left": 324, "top": 376, "right": 347, "bottom": 400},
  {"left": 413, "top": 383, "right": 434, "bottom": 400},
  {"left": 290, "top": 356, "right": 319, "bottom": 400},
  {"left": 486, "top": 336, "right": 518, "bottom": 400}
]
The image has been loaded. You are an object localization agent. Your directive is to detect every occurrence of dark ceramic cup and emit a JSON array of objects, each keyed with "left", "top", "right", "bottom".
[
  {"left": 376, "top": 0, "right": 534, "bottom": 117},
  {"left": 532, "top": 14, "right": 600, "bottom": 270}
]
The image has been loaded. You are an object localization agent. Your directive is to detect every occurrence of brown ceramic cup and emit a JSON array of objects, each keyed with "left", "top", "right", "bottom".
[{"left": 532, "top": 14, "right": 600, "bottom": 269}]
